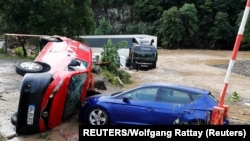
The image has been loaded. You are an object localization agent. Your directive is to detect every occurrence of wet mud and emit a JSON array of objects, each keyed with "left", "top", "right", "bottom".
[{"left": 0, "top": 49, "right": 250, "bottom": 140}]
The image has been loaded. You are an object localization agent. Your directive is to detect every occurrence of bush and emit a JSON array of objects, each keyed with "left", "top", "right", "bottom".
[
  {"left": 0, "top": 133, "right": 5, "bottom": 141},
  {"left": 117, "top": 69, "right": 132, "bottom": 84},
  {"left": 102, "top": 69, "right": 116, "bottom": 85},
  {"left": 15, "top": 47, "right": 23, "bottom": 57},
  {"left": 99, "top": 39, "right": 132, "bottom": 86},
  {"left": 0, "top": 47, "right": 4, "bottom": 53}
]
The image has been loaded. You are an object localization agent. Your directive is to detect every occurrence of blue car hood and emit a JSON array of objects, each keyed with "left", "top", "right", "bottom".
[{"left": 87, "top": 94, "right": 112, "bottom": 101}]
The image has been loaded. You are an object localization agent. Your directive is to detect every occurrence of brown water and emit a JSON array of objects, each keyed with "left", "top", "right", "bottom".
[{"left": 125, "top": 49, "right": 250, "bottom": 124}]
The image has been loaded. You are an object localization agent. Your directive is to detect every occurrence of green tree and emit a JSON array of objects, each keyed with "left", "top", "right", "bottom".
[
  {"left": 158, "top": 3, "right": 198, "bottom": 49},
  {"left": 126, "top": 22, "right": 148, "bottom": 34},
  {"left": 225, "top": 0, "right": 245, "bottom": 27},
  {"left": 100, "top": 39, "right": 131, "bottom": 85},
  {"left": 197, "top": 0, "right": 214, "bottom": 48},
  {"left": 0, "top": 0, "right": 95, "bottom": 56},
  {"left": 94, "top": 18, "right": 117, "bottom": 35},
  {"left": 236, "top": 11, "right": 250, "bottom": 50},
  {"left": 179, "top": 3, "right": 199, "bottom": 48},
  {"left": 158, "top": 7, "right": 184, "bottom": 49},
  {"left": 134, "top": 0, "right": 163, "bottom": 23},
  {"left": 101, "top": 39, "right": 127, "bottom": 73},
  {"left": 208, "top": 12, "right": 236, "bottom": 49}
]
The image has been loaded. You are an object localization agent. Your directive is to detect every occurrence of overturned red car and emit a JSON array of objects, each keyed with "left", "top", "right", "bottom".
[{"left": 11, "top": 35, "right": 95, "bottom": 134}]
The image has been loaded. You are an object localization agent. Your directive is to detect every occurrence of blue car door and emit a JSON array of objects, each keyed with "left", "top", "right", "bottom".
[
  {"left": 111, "top": 100, "right": 156, "bottom": 125},
  {"left": 150, "top": 102, "right": 187, "bottom": 125},
  {"left": 151, "top": 88, "right": 193, "bottom": 124},
  {"left": 109, "top": 87, "right": 159, "bottom": 125}
]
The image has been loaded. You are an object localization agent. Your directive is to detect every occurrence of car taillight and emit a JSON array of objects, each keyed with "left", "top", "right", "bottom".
[{"left": 41, "top": 80, "right": 64, "bottom": 126}]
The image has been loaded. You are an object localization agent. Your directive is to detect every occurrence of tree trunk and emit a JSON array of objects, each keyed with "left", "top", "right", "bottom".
[{"left": 17, "top": 36, "right": 27, "bottom": 57}]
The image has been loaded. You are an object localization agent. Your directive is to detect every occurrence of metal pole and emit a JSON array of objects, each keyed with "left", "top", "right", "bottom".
[
  {"left": 211, "top": 0, "right": 250, "bottom": 125},
  {"left": 218, "top": 0, "right": 250, "bottom": 107}
]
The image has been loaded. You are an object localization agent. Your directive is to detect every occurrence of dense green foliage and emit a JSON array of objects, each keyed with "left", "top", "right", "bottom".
[
  {"left": 0, "top": 0, "right": 94, "bottom": 36},
  {"left": 100, "top": 39, "right": 132, "bottom": 86},
  {"left": 0, "top": 0, "right": 94, "bottom": 56},
  {"left": 0, "top": 0, "right": 250, "bottom": 50},
  {"left": 90, "top": 0, "right": 249, "bottom": 50}
]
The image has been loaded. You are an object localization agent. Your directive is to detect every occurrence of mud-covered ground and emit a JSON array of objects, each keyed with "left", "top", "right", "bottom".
[{"left": 0, "top": 49, "right": 250, "bottom": 141}]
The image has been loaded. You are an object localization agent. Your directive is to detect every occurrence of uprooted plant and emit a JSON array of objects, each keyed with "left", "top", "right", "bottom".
[{"left": 99, "top": 39, "right": 132, "bottom": 86}]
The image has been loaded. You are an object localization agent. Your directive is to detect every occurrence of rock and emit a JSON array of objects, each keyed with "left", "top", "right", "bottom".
[{"left": 94, "top": 79, "right": 107, "bottom": 90}]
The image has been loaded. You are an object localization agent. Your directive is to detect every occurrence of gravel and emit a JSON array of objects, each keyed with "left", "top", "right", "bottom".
[{"left": 213, "top": 60, "right": 250, "bottom": 77}]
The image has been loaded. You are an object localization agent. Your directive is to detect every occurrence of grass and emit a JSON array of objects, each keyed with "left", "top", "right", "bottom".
[
  {"left": 0, "top": 53, "right": 17, "bottom": 59},
  {"left": 0, "top": 53, "right": 34, "bottom": 61},
  {"left": 0, "top": 134, "right": 5, "bottom": 141},
  {"left": 0, "top": 46, "right": 35, "bottom": 60}
]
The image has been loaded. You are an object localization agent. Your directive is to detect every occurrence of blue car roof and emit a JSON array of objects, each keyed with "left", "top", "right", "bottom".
[{"left": 140, "top": 82, "right": 211, "bottom": 95}]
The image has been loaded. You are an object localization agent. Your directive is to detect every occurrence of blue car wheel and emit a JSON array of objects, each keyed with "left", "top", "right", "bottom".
[{"left": 88, "top": 107, "right": 109, "bottom": 125}]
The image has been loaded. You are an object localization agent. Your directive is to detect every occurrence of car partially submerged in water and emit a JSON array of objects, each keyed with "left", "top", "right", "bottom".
[
  {"left": 11, "top": 35, "right": 96, "bottom": 134},
  {"left": 126, "top": 44, "right": 158, "bottom": 70}
]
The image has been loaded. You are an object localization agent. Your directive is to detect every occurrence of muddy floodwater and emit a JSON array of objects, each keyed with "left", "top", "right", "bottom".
[{"left": 0, "top": 49, "right": 250, "bottom": 141}]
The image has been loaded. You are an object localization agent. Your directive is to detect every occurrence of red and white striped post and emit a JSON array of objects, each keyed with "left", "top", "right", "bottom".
[{"left": 211, "top": 0, "right": 250, "bottom": 125}]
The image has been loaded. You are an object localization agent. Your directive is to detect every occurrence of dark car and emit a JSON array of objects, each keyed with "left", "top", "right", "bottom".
[
  {"left": 126, "top": 44, "right": 158, "bottom": 70},
  {"left": 11, "top": 35, "right": 95, "bottom": 134},
  {"left": 79, "top": 82, "right": 229, "bottom": 125}
]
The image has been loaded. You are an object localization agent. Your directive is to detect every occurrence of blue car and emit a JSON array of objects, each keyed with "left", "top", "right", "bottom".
[{"left": 79, "top": 83, "right": 229, "bottom": 125}]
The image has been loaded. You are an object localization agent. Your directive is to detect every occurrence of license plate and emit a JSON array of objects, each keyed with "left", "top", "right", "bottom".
[
  {"left": 141, "top": 64, "right": 148, "bottom": 67},
  {"left": 27, "top": 105, "right": 35, "bottom": 125}
]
